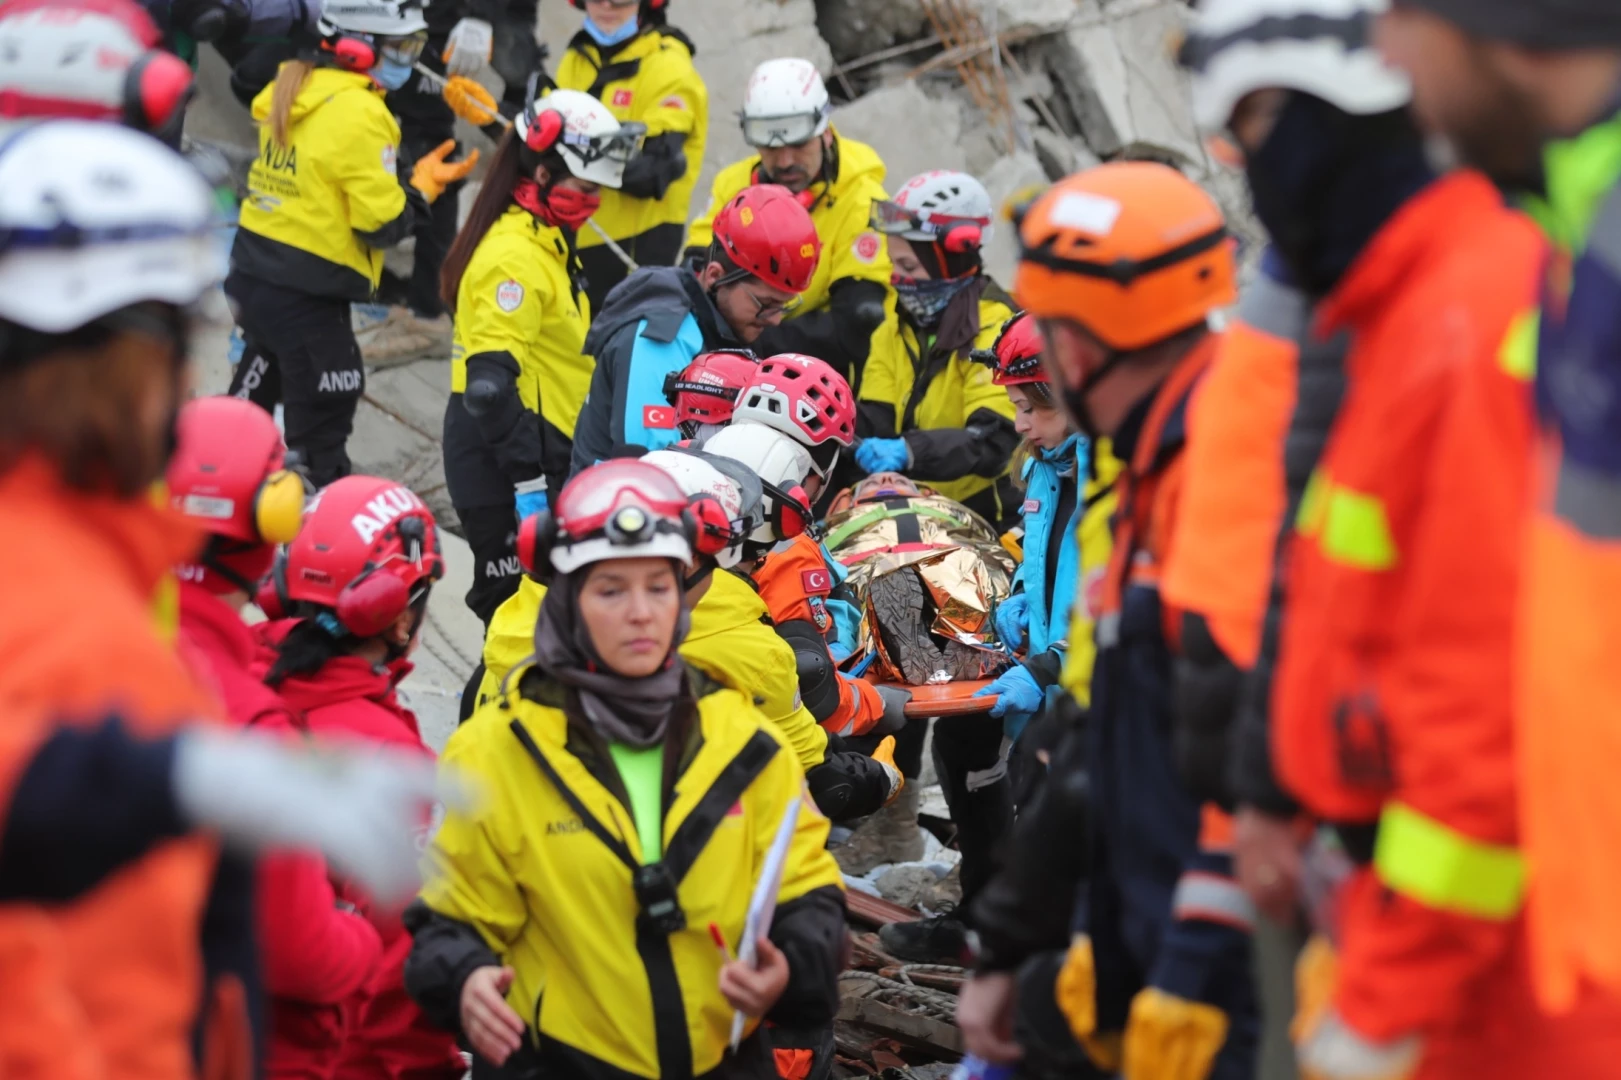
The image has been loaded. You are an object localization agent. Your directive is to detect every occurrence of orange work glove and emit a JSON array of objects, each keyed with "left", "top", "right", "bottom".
[
  {"left": 409, "top": 139, "right": 479, "bottom": 203},
  {"left": 442, "top": 75, "right": 504, "bottom": 127}
]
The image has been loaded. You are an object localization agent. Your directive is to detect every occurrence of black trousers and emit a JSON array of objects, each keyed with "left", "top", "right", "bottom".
[
  {"left": 226, "top": 273, "right": 363, "bottom": 489},
  {"left": 578, "top": 223, "right": 686, "bottom": 318},
  {"left": 932, "top": 713, "right": 1013, "bottom": 917},
  {"left": 459, "top": 503, "right": 523, "bottom": 627}
]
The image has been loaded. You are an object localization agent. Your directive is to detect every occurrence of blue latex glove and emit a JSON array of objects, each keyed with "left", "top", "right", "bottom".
[
  {"left": 995, "top": 593, "right": 1030, "bottom": 652},
  {"left": 974, "top": 664, "right": 1043, "bottom": 736},
  {"left": 514, "top": 479, "right": 548, "bottom": 522},
  {"left": 855, "top": 437, "right": 910, "bottom": 474}
]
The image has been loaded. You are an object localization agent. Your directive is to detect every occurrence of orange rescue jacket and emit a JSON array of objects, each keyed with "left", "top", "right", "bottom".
[{"left": 0, "top": 456, "right": 227, "bottom": 1080}]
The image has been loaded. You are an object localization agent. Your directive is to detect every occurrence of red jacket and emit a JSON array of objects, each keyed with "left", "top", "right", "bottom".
[
  {"left": 254, "top": 624, "right": 463, "bottom": 1080},
  {"left": 178, "top": 585, "right": 385, "bottom": 1080},
  {"left": 1273, "top": 173, "right": 1621, "bottom": 1070}
]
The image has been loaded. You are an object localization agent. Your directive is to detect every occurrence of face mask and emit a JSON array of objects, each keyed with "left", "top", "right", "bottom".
[
  {"left": 583, "top": 13, "right": 639, "bottom": 47},
  {"left": 1244, "top": 92, "right": 1434, "bottom": 297},
  {"left": 547, "top": 184, "right": 601, "bottom": 229},
  {"left": 893, "top": 275, "right": 975, "bottom": 329},
  {"left": 370, "top": 56, "right": 413, "bottom": 91}
]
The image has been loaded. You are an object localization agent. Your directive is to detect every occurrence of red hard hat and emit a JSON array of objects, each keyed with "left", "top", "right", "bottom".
[
  {"left": 710, "top": 184, "right": 821, "bottom": 295},
  {"left": 664, "top": 349, "right": 760, "bottom": 434},
  {"left": 274, "top": 476, "right": 444, "bottom": 638},
  {"left": 168, "top": 397, "right": 305, "bottom": 546},
  {"left": 986, "top": 312, "right": 1047, "bottom": 387}
]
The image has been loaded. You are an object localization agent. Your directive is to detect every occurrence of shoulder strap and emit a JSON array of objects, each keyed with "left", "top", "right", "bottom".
[
  {"left": 510, "top": 718, "right": 639, "bottom": 870},
  {"left": 662, "top": 729, "right": 779, "bottom": 881},
  {"left": 587, "top": 58, "right": 644, "bottom": 101}
]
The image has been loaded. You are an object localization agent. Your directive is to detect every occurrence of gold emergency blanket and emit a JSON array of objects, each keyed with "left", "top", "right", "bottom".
[{"left": 822, "top": 488, "right": 1015, "bottom": 684}]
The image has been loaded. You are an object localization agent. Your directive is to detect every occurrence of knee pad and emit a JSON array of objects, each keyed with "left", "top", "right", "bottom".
[
  {"left": 806, "top": 754, "right": 890, "bottom": 823},
  {"left": 778, "top": 620, "right": 841, "bottom": 724}
]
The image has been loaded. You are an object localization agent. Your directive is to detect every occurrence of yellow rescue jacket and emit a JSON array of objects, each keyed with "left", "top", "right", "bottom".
[
  {"left": 1058, "top": 440, "right": 1124, "bottom": 706},
  {"left": 450, "top": 205, "right": 593, "bottom": 441},
  {"left": 859, "top": 288, "right": 1018, "bottom": 506},
  {"left": 557, "top": 28, "right": 708, "bottom": 245},
  {"left": 684, "top": 130, "right": 891, "bottom": 319},
  {"left": 236, "top": 66, "right": 407, "bottom": 299},
  {"left": 422, "top": 670, "right": 843, "bottom": 1079},
  {"left": 478, "top": 572, "right": 829, "bottom": 770}
]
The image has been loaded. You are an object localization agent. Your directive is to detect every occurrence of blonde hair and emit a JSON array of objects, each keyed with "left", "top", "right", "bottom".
[{"left": 266, "top": 59, "right": 315, "bottom": 149}]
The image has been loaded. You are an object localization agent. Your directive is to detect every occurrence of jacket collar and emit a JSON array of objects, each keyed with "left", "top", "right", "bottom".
[
  {"left": 177, "top": 580, "right": 258, "bottom": 668},
  {"left": 1316, "top": 172, "right": 1503, "bottom": 336},
  {"left": 679, "top": 267, "right": 744, "bottom": 348}
]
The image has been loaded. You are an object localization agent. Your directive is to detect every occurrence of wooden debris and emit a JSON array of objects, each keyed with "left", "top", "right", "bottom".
[
  {"left": 847, "top": 889, "right": 927, "bottom": 928},
  {"left": 839, "top": 997, "right": 964, "bottom": 1058}
]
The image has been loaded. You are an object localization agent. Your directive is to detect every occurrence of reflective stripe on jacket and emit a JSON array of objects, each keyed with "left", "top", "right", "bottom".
[
  {"left": 558, "top": 28, "right": 707, "bottom": 245},
  {"left": 1271, "top": 171, "right": 1546, "bottom": 1040},
  {"left": 235, "top": 66, "right": 408, "bottom": 299},
  {"left": 419, "top": 673, "right": 844, "bottom": 1079},
  {"left": 479, "top": 574, "right": 829, "bottom": 770},
  {"left": 1057, "top": 439, "right": 1122, "bottom": 707}
]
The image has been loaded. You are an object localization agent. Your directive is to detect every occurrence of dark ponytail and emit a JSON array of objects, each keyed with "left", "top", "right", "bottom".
[
  {"left": 265, "top": 617, "right": 350, "bottom": 688},
  {"left": 440, "top": 131, "right": 525, "bottom": 314}
]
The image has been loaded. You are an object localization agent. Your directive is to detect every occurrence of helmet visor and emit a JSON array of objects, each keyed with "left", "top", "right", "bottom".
[
  {"left": 380, "top": 31, "right": 427, "bottom": 66},
  {"left": 565, "top": 121, "right": 647, "bottom": 167},
  {"left": 740, "top": 111, "right": 823, "bottom": 149},
  {"left": 871, "top": 198, "right": 987, "bottom": 240}
]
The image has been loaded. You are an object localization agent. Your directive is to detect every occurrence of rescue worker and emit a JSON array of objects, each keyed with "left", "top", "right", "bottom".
[
  {"left": 666, "top": 348, "right": 760, "bottom": 442},
  {"left": 0, "top": 0, "right": 196, "bottom": 143},
  {"left": 707, "top": 354, "right": 907, "bottom": 743},
  {"left": 1013, "top": 163, "right": 1259, "bottom": 1079},
  {"left": 858, "top": 170, "right": 1019, "bottom": 527},
  {"left": 255, "top": 475, "right": 465, "bottom": 1080},
  {"left": 551, "top": 0, "right": 707, "bottom": 312},
  {"left": 0, "top": 120, "right": 444, "bottom": 1080},
  {"left": 684, "top": 58, "right": 890, "bottom": 382},
  {"left": 569, "top": 183, "right": 821, "bottom": 474},
  {"left": 225, "top": 0, "right": 479, "bottom": 489},
  {"left": 438, "top": 88, "right": 638, "bottom": 629},
  {"left": 970, "top": 314, "right": 1085, "bottom": 758},
  {"left": 166, "top": 397, "right": 392, "bottom": 1080},
  {"left": 404, "top": 459, "right": 847, "bottom": 1079},
  {"left": 1374, "top": 0, "right": 1621, "bottom": 1019}
]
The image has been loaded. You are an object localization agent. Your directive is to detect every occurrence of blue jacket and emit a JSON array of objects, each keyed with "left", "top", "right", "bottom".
[
  {"left": 1016, "top": 434, "right": 1086, "bottom": 659},
  {"left": 568, "top": 266, "right": 743, "bottom": 477}
]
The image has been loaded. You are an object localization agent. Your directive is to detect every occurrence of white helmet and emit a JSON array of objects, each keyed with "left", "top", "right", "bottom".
[
  {"left": 0, "top": 120, "right": 221, "bottom": 335},
  {"left": 642, "top": 449, "right": 760, "bottom": 569},
  {"left": 1181, "top": 0, "right": 1411, "bottom": 133},
  {"left": 873, "top": 169, "right": 995, "bottom": 250},
  {"left": 0, "top": 0, "right": 194, "bottom": 137},
  {"left": 518, "top": 87, "right": 644, "bottom": 189},
  {"left": 317, "top": 0, "right": 427, "bottom": 39},
  {"left": 740, "top": 58, "right": 831, "bottom": 149},
  {"left": 700, "top": 422, "right": 816, "bottom": 545}
]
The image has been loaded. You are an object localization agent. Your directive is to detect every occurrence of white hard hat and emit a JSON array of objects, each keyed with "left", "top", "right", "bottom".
[
  {"left": 700, "top": 421, "right": 816, "bottom": 544},
  {"left": 0, "top": 120, "right": 221, "bottom": 335},
  {"left": 740, "top": 58, "right": 831, "bottom": 149},
  {"left": 0, "top": 0, "right": 183, "bottom": 132},
  {"left": 1181, "top": 0, "right": 1411, "bottom": 133},
  {"left": 642, "top": 449, "right": 759, "bottom": 569},
  {"left": 317, "top": 0, "right": 427, "bottom": 38},
  {"left": 875, "top": 169, "right": 996, "bottom": 250},
  {"left": 519, "top": 87, "right": 644, "bottom": 189}
]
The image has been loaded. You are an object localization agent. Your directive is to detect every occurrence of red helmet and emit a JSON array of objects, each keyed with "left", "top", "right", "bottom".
[
  {"left": 710, "top": 184, "right": 821, "bottom": 295},
  {"left": 984, "top": 312, "right": 1047, "bottom": 386},
  {"left": 517, "top": 458, "right": 698, "bottom": 577},
  {"left": 168, "top": 397, "right": 307, "bottom": 595},
  {"left": 732, "top": 353, "right": 857, "bottom": 482},
  {"left": 262, "top": 476, "right": 444, "bottom": 638},
  {"left": 663, "top": 349, "right": 759, "bottom": 437}
]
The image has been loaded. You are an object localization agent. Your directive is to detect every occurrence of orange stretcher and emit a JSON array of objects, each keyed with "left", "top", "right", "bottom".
[{"left": 872, "top": 679, "right": 997, "bottom": 718}]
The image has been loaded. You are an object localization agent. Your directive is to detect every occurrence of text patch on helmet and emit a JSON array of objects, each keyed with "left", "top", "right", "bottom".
[
  {"left": 352, "top": 486, "right": 427, "bottom": 544},
  {"left": 853, "top": 232, "right": 881, "bottom": 263},
  {"left": 496, "top": 279, "right": 524, "bottom": 312},
  {"left": 801, "top": 567, "right": 832, "bottom": 594},
  {"left": 1049, "top": 191, "right": 1121, "bottom": 236},
  {"left": 643, "top": 404, "right": 675, "bottom": 429},
  {"left": 182, "top": 494, "right": 236, "bottom": 521}
]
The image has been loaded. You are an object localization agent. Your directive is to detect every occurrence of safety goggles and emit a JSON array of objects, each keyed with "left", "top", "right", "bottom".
[
  {"left": 566, "top": 121, "right": 646, "bottom": 166},
  {"left": 739, "top": 110, "right": 825, "bottom": 149},
  {"left": 870, "top": 198, "right": 987, "bottom": 239},
  {"left": 380, "top": 31, "right": 427, "bottom": 66}
]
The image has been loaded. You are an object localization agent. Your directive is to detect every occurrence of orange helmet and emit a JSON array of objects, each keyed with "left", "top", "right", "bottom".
[{"left": 1014, "top": 162, "right": 1236, "bottom": 351}]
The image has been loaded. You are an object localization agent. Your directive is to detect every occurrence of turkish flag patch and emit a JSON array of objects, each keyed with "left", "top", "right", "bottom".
[
  {"left": 643, "top": 404, "right": 675, "bottom": 429},
  {"left": 613, "top": 89, "right": 634, "bottom": 108},
  {"left": 801, "top": 568, "right": 833, "bottom": 594},
  {"left": 1021, "top": 498, "right": 1040, "bottom": 514}
]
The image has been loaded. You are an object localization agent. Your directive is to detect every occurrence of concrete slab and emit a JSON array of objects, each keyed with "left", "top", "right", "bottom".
[{"left": 830, "top": 79, "right": 968, "bottom": 187}]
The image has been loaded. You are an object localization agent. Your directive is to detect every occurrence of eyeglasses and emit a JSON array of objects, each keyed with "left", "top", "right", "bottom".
[{"left": 740, "top": 285, "right": 803, "bottom": 320}]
